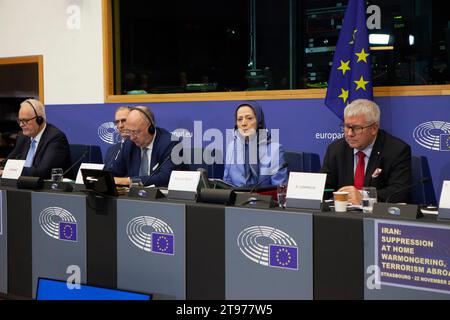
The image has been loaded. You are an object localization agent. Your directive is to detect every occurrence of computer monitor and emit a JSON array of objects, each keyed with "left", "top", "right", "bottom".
[
  {"left": 81, "top": 169, "right": 118, "bottom": 197},
  {"left": 36, "top": 278, "right": 152, "bottom": 300}
]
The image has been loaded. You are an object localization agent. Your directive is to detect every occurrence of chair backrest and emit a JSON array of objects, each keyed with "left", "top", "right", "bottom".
[
  {"left": 411, "top": 155, "right": 437, "bottom": 205},
  {"left": 284, "top": 151, "right": 321, "bottom": 174},
  {"left": 183, "top": 147, "right": 224, "bottom": 179},
  {"left": 68, "top": 144, "right": 103, "bottom": 180}
]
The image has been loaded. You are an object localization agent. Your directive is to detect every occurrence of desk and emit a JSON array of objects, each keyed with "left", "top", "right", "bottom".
[{"left": 1, "top": 185, "right": 450, "bottom": 300}]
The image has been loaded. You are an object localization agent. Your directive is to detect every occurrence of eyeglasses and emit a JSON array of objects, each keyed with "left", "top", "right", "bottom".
[
  {"left": 123, "top": 129, "right": 142, "bottom": 137},
  {"left": 114, "top": 119, "right": 127, "bottom": 125},
  {"left": 17, "top": 116, "right": 37, "bottom": 125},
  {"left": 341, "top": 123, "right": 375, "bottom": 135}
]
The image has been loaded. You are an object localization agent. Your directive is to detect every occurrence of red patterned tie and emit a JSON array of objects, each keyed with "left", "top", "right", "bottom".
[{"left": 354, "top": 151, "right": 365, "bottom": 190}]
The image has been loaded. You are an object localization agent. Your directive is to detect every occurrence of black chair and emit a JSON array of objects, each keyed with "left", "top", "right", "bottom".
[
  {"left": 68, "top": 144, "right": 103, "bottom": 180},
  {"left": 411, "top": 155, "right": 437, "bottom": 205},
  {"left": 284, "top": 151, "right": 321, "bottom": 174}
]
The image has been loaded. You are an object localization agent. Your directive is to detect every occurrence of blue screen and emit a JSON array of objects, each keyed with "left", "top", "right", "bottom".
[{"left": 36, "top": 278, "right": 152, "bottom": 300}]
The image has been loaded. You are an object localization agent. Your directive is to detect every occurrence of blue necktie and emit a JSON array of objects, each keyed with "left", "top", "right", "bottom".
[
  {"left": 139, "top": 147, "right": 149, "bottom": 176},
  {"left": 24, "top": 139, "right": 36, "bottom": 167}
]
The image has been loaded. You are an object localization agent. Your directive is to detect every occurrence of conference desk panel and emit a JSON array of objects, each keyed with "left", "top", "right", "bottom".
[
  {"left": 4, "top": 188, "right": 33, "bottom": 297},
  {"left": 225, "top": 207, "right": 313, "bottom": 299},
  {"left": 31, "top": 192, "right": 87, "bottom": 299},
  {"left": 2, "top": 184, "right": 450, "bottom": 300},
  {"left": 364, "top": 218, "right": 450, "bottom": 299},
  {"left": 116, "top": 199, "right": 186, "bottom": 300}
]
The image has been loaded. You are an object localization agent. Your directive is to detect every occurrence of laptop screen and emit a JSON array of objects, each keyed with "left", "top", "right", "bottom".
[{"left": 36, "top": 278, "right": 152, "bottom": 300}]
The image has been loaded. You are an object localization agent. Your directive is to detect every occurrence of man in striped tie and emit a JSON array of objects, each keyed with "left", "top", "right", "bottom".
[{"left": 321, "top": 99, "right": 412, "bottom": 205}]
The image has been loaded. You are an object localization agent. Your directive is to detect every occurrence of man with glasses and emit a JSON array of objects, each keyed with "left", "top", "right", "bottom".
[
  {"left": 103, "top": 106, "right": 130, "bottom": 170},
  {"left": 0, "top": 99, "right": 71, "bottom": 179},
  {"left": 321, "top": 99, "right": 412, "bottom": 204},
  {"left": 111, "top": 106, "right": 182, "bottom": 187}
]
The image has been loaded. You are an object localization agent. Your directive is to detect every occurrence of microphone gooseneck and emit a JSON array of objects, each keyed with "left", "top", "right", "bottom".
[{"left": 62, "top": 149, "right": 89, "bottom": 178}]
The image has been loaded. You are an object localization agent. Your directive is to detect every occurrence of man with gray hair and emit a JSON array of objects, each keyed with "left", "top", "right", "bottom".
[
  {"left": 2, "top": 99, "right": 71, "bottom": 179},
  {"left": 321, "top": 99, "right": 412, "bottom": 204},
  {"left": 104, "top": 106, "right": 131, "bottom": 170},
  {"left": 111, "top": 105, "right": 182, "bottom": 187}
]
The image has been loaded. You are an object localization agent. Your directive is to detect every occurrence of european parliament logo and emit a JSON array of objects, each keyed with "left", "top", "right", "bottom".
[
  {"left": 98, "top": 122, "right": 121, "bottom": 145},
  {"left": 237, "top": 226, "right": 298, "bottom": 270},
  {"left": 39, "top": 207, "right": 77, "bottom": 242},
  {"left": 413, "top": 121, "right": 450, "bottom": 151},
  {"left": 126, "top": 216, "right": 175, "bottom": 255}
]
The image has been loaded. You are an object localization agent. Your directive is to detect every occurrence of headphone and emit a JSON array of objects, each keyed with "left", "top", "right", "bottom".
[
  {"left": 130, "top": 107, "right": 156, "bottom": 135},
  {"left": 25, "top": 100, "right": 44, "bottom": 125}
]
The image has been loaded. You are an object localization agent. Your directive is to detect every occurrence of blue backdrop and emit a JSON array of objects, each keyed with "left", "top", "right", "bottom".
[{"left": 46, "top": 96, "right": 450, "bottom": 199}]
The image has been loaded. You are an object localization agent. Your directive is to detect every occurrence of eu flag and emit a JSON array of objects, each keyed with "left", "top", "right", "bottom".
[
  {"left": 59, "top": 222, "right": 77, "bottom": 242},
  {"left": 151, "top": 232, "right": 175, "bottom": 255},
  {"left": 269, "top": 244, "right": 298, "bottom": 270},
  {"left": 440, "top": 134, "right": 450, "bottom": 151},
  {"left": 325, "top": 0, "right": 373, "bottom": 120}
]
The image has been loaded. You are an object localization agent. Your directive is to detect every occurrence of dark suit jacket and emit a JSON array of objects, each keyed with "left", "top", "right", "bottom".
[
  {"left": 321, "top": 129, "right": 412, "bottom": 203},
  {"left": 111, "top": 127, "right": 182, "bottom": 187},
  {"left": 7, "top": 123, "right": 71, "bottom": 179},
  {"left": 104, "top": 142, "right": 122, "bottom": 171}
]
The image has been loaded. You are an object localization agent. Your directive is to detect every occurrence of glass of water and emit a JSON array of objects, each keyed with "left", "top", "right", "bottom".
[
  {"left": 277, "top": 184, "right": 287, "bottom": 208},
  {"left": 362, "top": 187, "right": 377, "bottom": 213},
  {"left": 51, "top": 168, "right": 63, "bottom": 182}
]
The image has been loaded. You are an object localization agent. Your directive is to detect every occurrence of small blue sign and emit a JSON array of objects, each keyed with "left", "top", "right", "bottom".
[
  {"left": 59, "top": 222, "right": 77, "bottom": 242},
  {"left": 151, "top": 232, "right": 174, "bottom": 255},
  {"left": 269, "top": 244, "right": 298, "bottom": 270}
]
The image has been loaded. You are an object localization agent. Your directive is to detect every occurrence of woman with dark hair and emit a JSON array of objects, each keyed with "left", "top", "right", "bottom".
[{"left": 223, "top": 101, "right": 288, "bottom": 187}]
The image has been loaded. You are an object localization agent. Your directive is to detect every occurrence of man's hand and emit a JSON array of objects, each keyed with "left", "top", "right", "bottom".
[
  {"left": 338, "top": 186, "right": 361, "bottom": 205},
  {"left": 114, "top": 177, "right": 131, "bottom": 186},
  {"left": 0, "top": 169, "right": 3, "bottom": 177}
]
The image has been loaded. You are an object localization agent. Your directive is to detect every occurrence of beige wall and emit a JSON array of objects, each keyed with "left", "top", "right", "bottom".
[{"left": 0, "top": 0, "right": 104, "bottom": 104}]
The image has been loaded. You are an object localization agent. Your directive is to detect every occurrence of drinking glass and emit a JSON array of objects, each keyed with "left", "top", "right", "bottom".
[
  {"left": 362, "top": 187, "right": 377, "bottom": 213},
  {"left": 51, "top": 168, "right": 63, "bottom": 182},
  {"left": 277, "top": 184, "right": 287, "bottom": 208}
]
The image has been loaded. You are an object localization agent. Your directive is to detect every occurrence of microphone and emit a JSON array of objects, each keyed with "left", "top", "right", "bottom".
[
  {"left": 62, "top": 149, "right": 89, "bottom": 178},
  {"left": 197, "top": 167, "right": 211, "bottom": 189},
  {"left": 385, "top": 177, "right": 431, "bottom": 203},
  {"left": 249, "top": 161, "right": 288, "bottom": 194},
  {"left": 141, "top": 154, "right": 172, "bottom": 185},
  {"left": 114, "top": 139, "right": 127, "bottom": 161}
]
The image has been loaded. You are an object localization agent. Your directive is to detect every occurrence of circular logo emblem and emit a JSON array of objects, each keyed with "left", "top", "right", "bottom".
[
  {"left": 413, "top": 121, "right": 450, "bottom": 151},
  {"left": 39, "top": 207, "right": 77, "bottom": 240},
  {"left": 126, "top": 216, "right": 174, "bottom": 254},
  {"left": 98, "top": 122, "right": 121, "bottom": 145},
  {"left": 237, "top": 226, "right": 297, "bottom": 267}
]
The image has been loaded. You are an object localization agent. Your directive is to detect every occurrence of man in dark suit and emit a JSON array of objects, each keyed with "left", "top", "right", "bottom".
[
  {"left": 111, "top": 106, "right": 182, "bottom": 187},
  {"left": 103, "top": 106, "right": 130, "bottom": 170},
  {"left": 2, "top": 99, "right": 71, "bottom": 179},
  {"left": 321, "top": 99, "right": 411, "bottom": 204}
]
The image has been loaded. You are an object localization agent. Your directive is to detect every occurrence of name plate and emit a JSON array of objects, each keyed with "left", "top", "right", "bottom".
[
  {"left": 167, "top": 171, "right": 201, "bottom": 201},
  {"left": 285, "top": 172, "right": 326, "bottom": 210},
  {"left": 2, "top": 160, "right": 25, "bottom": 180},
  {"left": 438, "top": 180, "right": 450, "bottom": 220}
]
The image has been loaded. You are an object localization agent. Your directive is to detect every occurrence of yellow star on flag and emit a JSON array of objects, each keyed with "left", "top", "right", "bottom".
[
  {"left": 355, "top": 48, "right": 370, "bottom": 63},
  {"left": 354, "top": 76, "right": 369, "bottom": 91},
  {"left": 338, "top": 88, "right": 349, "bottom": 103},
  {"left": 337, "top": 60, "right": 351, "bottom": 75}
]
